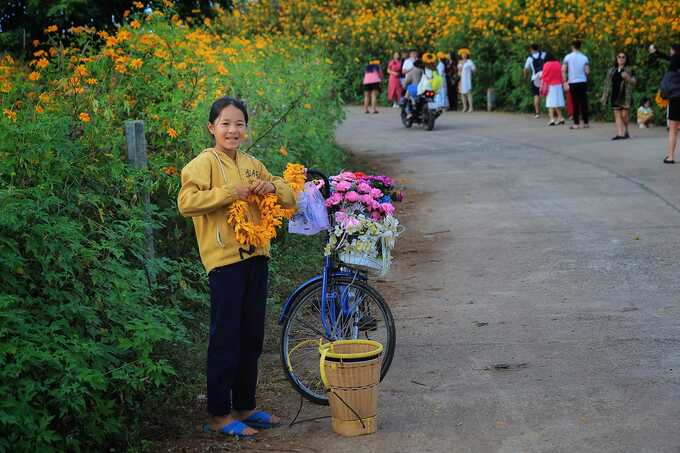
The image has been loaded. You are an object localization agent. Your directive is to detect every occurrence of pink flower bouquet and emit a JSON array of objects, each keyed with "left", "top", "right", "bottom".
[{"left": 323, "top": 171, "right": 403, "bottom": 274}]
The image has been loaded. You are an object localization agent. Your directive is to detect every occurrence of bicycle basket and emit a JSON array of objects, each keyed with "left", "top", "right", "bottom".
[{"left": 338, "top": 239, "right": 392, "bottom": 276}]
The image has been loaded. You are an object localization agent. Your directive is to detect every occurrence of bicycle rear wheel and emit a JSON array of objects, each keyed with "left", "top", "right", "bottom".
[{"left": 280, "top": 277, "right": 396, "bottom": 405}]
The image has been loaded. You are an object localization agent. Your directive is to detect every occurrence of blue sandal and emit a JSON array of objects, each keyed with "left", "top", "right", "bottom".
[
  {"left": 242, "top": 411, "right": 281, "bottom": 429},
  {"left": 203, "top": 420, "right": 255, "bottom": 438}
]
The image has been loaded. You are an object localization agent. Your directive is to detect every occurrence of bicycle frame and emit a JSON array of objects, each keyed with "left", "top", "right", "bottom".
[
  {"left": 277, "top": 256, "right": 368, "bottom": 333},
  {"left": 277, "top": 167, "right": 370, "bottom": 339}
]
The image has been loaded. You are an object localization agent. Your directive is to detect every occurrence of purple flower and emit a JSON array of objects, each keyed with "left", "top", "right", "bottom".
[{"left": 370, "top": 188, "right": 383, "bottom": 199}]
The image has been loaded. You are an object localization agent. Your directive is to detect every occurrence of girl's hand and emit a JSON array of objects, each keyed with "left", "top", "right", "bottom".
[
  {"left": 250, "top": 180, "right": 275, "bottom": 195},
  {"left": 235, "top": 185, "right": 251, "bottom": 200}
]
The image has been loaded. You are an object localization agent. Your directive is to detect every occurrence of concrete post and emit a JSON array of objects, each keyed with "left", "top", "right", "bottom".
[
  {"left": 125, "top": 121, "right": 156, "bottom": 281},
  {"left": 486, "top": 88, "right": 496, "bottom": 111}
]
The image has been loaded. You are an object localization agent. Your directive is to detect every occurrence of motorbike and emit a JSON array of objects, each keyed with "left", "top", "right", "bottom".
[{"left": 400, "top": 90, "right": 441, "bottom": 131}]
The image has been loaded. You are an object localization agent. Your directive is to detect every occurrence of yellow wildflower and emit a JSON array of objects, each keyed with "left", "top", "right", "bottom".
[
  {"left": 162, "top": 165, "right": 177, "bottom": 176},
  {"left": 75, "top": 65, "right": 88, "bottom": 77},
  {"left": 28, "top": 71, "right": 40, "bottom": 81},
  {"left": 133, "top": 1, "right": 144, "bottom": 8},
  {"left": 3, "top": 109, "right": 17, "bottom": 122},
  {"left": 117, "top": 30, "right": 131, "bottom": 41},
  {"left": 130, "top": 58, "right": 143, "bottom": 69},
  {"left": 35, "top": 105, "right": 44, "bottom": 113},
  {"left": 36, "top": 58, "right": 49, "bottom": 70},
  {"left": 39, "top": 93, "right": 50, "bottom": 103},
  {"left": 44, "top": 25, "right": 58, "bottom": 33},
  {"left": 130, "top": 20, "right": 141, "bottom": 29},
  {"left": 86, "top": 78, "right": 98, "bottom": 85},
  {"left": 0, "top": 82, "right": 11, "bottom": 93},
  {"left": 79, "top": 112, "right": 91, "bottom": 123},
  {"left": 167, "top": 127, "right": 178, "bottom": 138}
]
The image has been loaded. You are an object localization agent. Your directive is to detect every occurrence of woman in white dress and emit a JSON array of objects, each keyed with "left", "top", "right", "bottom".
[
  {"left": 435, "top": 52, "right": 449, "bottom": 110},
  {"left": 458, "top": 50, "right": 476, "bottom": 112}
]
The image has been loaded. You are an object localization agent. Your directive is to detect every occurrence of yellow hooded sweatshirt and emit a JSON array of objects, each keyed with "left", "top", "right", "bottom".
[{"left": 178, "top": 148, "right": 297, "bottom": 273}]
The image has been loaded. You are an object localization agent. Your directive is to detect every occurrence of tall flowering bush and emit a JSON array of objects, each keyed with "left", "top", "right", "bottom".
[
  {"left": 324, "top": 171, "right": 402, "bottom": 268},
  {"left": 0, "top": 2, "right": 344, "bottom": 450}
]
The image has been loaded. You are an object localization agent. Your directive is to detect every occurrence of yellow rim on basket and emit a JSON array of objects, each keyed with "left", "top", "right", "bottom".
[
  {"left": 320, "top": 340, "right": 384, "bottom": 360},
  {"left": 319, "top": 340, "right": 384, "bottom": 390}
]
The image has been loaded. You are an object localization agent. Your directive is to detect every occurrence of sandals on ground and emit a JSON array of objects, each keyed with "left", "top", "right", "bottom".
[
  {"left": 203, "top": 420, "right": 255, "bottom": 438},
  {"left": 242, "top": 411, "right": 281, "bottom": 430},
  {"left": 663, "top": 157, "right": 675, "bottom": 164}
]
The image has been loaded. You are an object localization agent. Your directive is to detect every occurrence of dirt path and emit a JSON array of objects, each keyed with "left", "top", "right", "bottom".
[{"left": 160, "top": 107, "right": 680, "bottom": 452}]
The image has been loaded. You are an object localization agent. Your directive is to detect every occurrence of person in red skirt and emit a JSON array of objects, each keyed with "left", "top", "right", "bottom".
[{"left": 387, "top": 52, "right": 403, "bottom": 108}]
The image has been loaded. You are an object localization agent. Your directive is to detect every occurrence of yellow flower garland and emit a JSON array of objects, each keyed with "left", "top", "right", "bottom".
[
  {"left": 227, "top": 162, "right": 306, "bottom": 248},
  {"left": 656, "top": 90, "right": 669, "bottom": 109}
]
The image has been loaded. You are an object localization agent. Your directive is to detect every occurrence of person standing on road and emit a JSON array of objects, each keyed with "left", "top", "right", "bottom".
[
  {"left": 541, "top": 53, "right": 566, "bottom": 126},
  {"left": 562, "top": 40, "right": 590, "bottom": 129},
  {"left": 387, "top": 52, "right": 403, "bottom": 108},
  {"left": 660, "top": 45, "right": 680, "bottom": 163},
  {"left": 362, "top": 59, "right": 383, "bottom": 114},
  {"left": 446, "top": 51, "right": 459, "bottom": 111},
  {"left": 436, "top": 51, "right": 450, "bottom": 110},
  {"left": 601, "top": 51, "right": 636, "bottom": 140},
  {"left": 524, "top": 43, "right": 546, "bottom": 118},
  {"left": 178, "top": 96, "right": 295, "bottom": 437},
  {"left": 458, "top": 49, "right": 476, "bottom": 113}
]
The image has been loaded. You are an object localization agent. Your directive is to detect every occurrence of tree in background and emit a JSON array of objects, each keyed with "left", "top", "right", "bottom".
[{"left": 0, "top": 0, "right": 235, "bottom": 53}]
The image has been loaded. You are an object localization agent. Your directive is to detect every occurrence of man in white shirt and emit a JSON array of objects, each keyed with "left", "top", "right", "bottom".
[
  {"left": 562, "top": 40, "right": 590, "bottom": 129},
  {"left": 524, "top": 43, "right": 546, "bottom": 118},
  {"left": 401, "top": 50, "right": 418, "bottom": 75}
]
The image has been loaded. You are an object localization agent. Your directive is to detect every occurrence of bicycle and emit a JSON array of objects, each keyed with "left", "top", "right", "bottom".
[{"left": 278, "top": 169, "right": 396, "bottom": 405}]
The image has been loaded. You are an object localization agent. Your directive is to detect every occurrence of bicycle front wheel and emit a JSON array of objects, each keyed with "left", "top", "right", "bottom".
[{"left": 280, "top": 277, "right": 396, "bottom": 405}]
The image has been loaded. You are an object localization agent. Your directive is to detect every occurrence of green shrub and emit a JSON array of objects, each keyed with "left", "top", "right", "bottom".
[{"left": 0, "top": 5, "right": 344, "bottom": 451}]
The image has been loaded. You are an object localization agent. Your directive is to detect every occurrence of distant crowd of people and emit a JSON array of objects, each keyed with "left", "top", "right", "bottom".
[
  {"left": 362, "top": 41, "right": 680, "bottom": 163},
  {"left": 523, "top": 40, "right": 680, "bottom": 162},
  {"left": 362, "top": 49, "right": 476, "bottom": 115}
]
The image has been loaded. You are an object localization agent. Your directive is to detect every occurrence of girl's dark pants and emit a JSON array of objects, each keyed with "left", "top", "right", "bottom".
[
  {"left": 569, "top": 82, "right": 589, "bottom": 125},
  {"left": 207, "top": 256, "right": 268, "bottom": 417}
]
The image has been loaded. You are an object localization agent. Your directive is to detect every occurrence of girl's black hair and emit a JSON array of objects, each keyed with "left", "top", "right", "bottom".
[
  {"left": 365, "top": 63, "right": 381, "bottom": 73},
  {"left": 640, "top": 97, "right": 651, "bottom": 105},
  {"left": 208, "top": 96, "right": 248, "bottom": 125}
]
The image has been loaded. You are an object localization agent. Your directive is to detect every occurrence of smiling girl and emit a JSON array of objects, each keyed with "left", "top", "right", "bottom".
[{"left": 178, "top": 96, "right": 296, "bottom": 437}]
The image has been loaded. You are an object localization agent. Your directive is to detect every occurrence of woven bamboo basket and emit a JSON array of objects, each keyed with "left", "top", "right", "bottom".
[{"left": 319, "top": 340, "right": 383, "bottom": 437}]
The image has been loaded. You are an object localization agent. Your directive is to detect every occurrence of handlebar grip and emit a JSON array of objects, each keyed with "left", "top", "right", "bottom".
[{"left": 305, "top": 168, "right": 330, "bottom": 199}]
